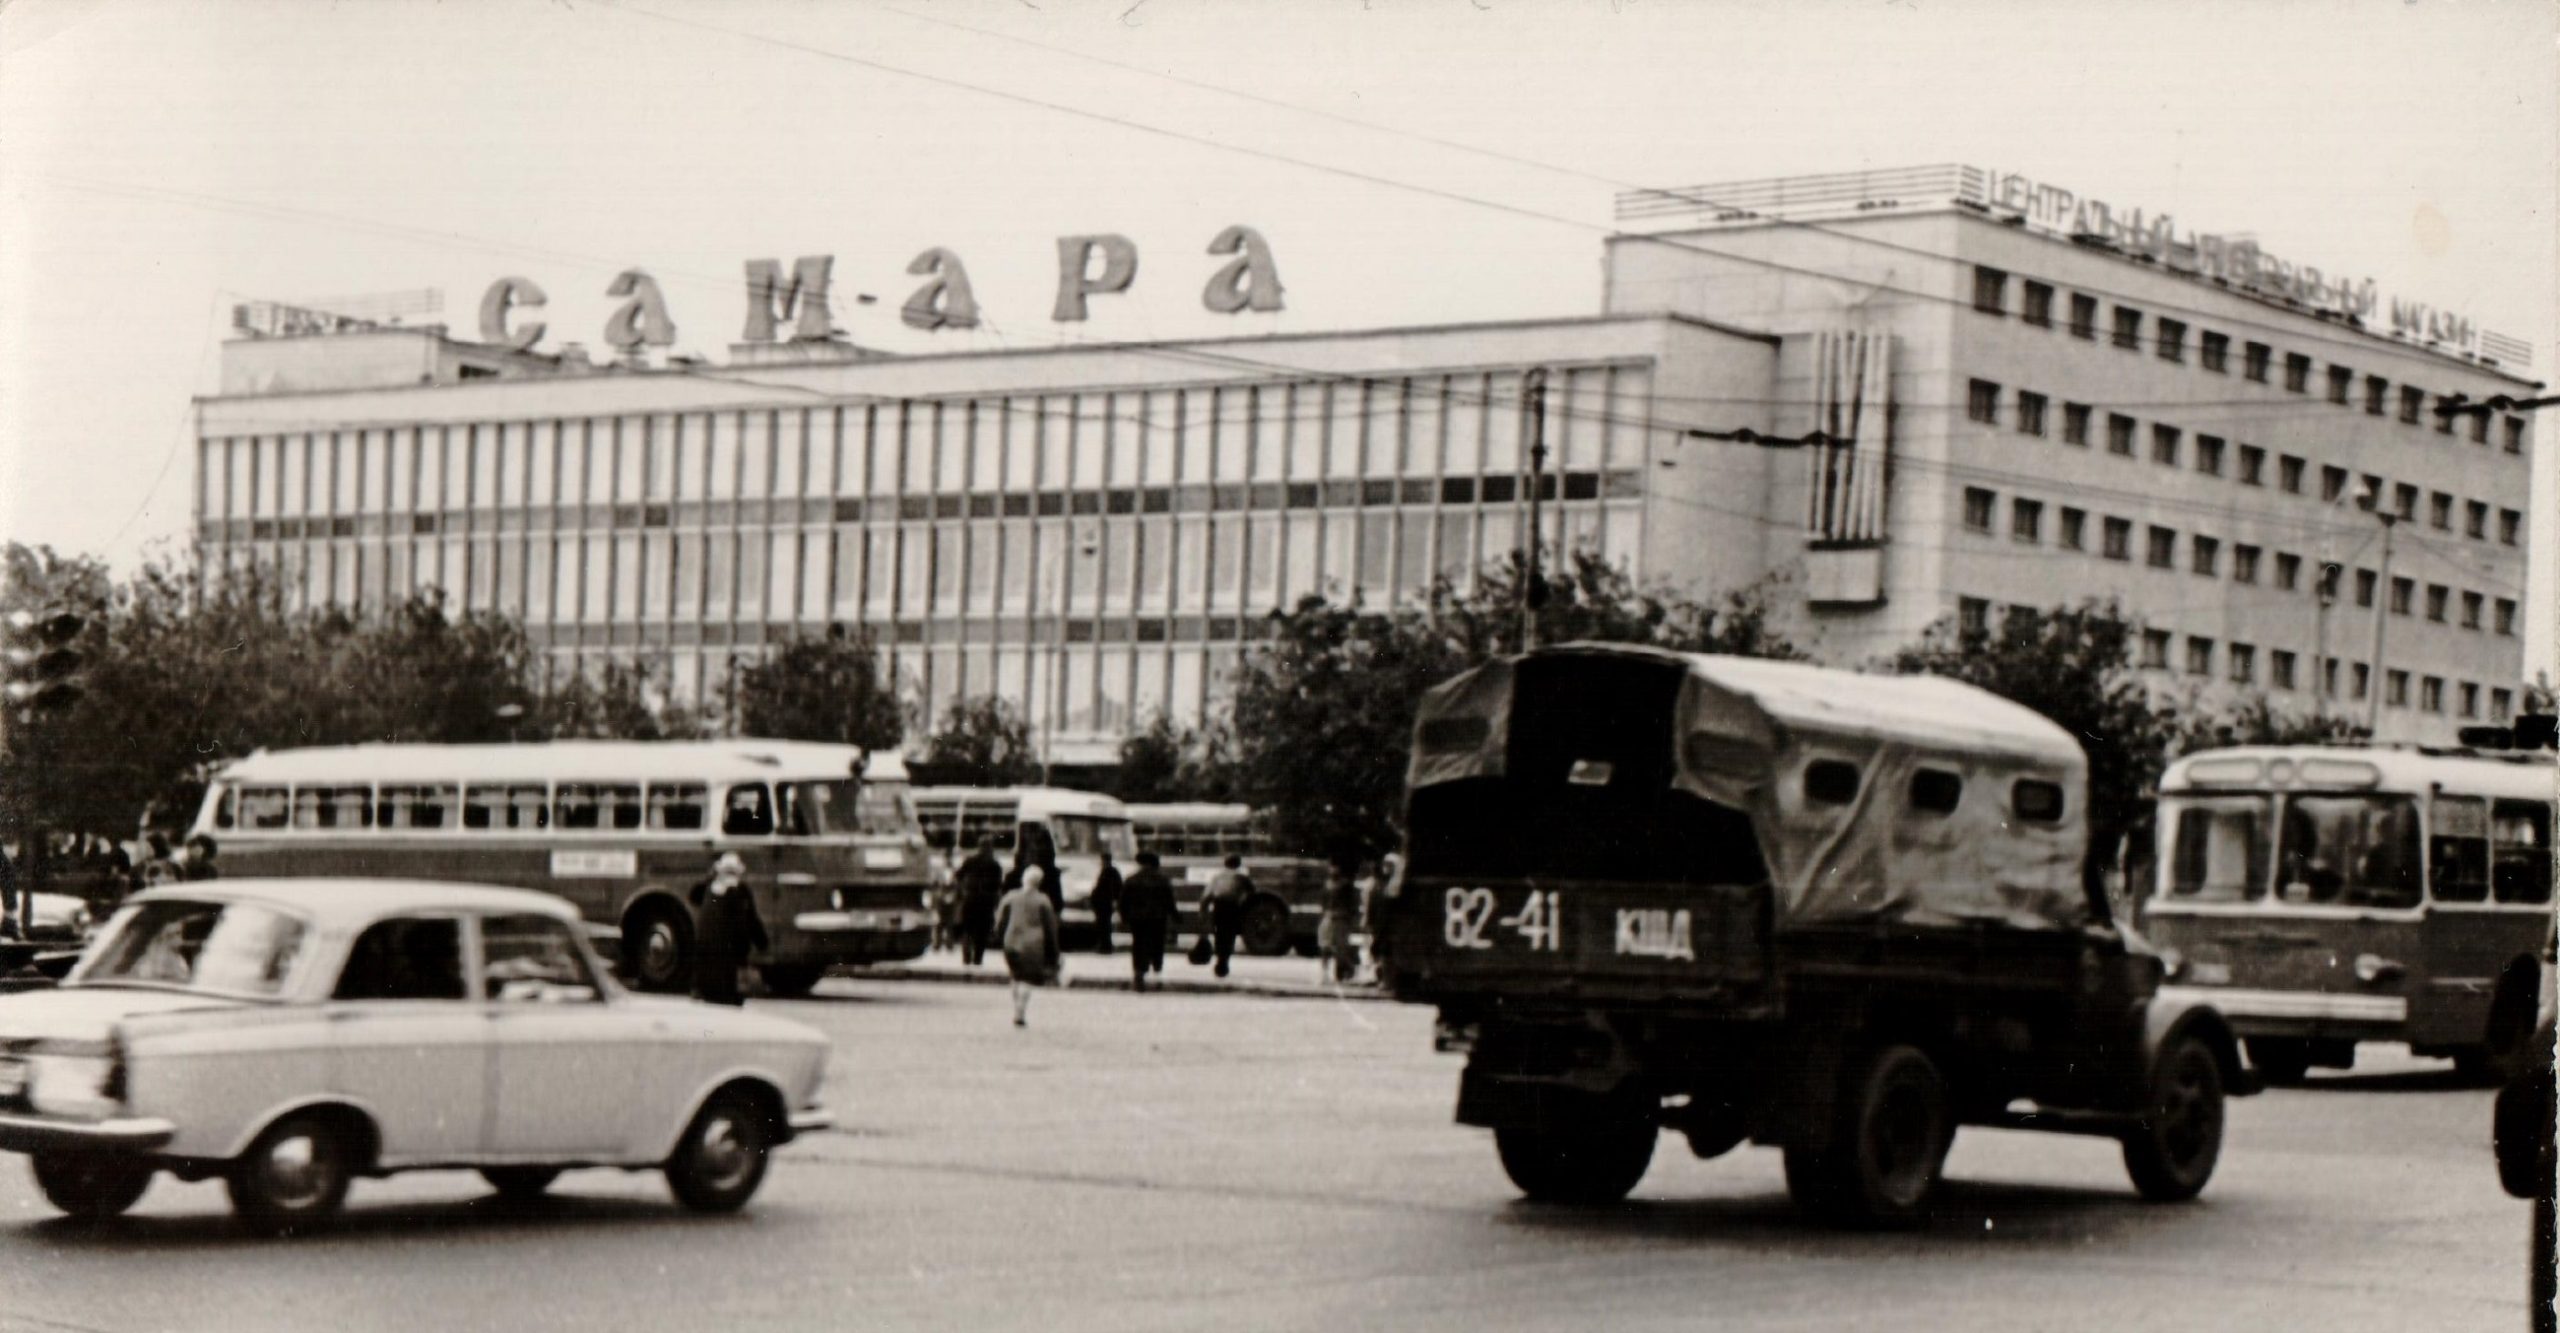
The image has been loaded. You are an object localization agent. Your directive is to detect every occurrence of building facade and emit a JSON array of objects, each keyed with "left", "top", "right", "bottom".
[{"left": 193, "top": 166, "right": 2538, "bottom": 751}]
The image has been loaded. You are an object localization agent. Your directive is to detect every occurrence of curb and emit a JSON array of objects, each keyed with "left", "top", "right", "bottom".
[{"left": 853, "top": 963, "right": 1390, "bottom": 1003}]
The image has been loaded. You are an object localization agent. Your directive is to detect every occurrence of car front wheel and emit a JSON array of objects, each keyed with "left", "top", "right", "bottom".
[
  {"left": 665, "top": 1089, "right": 774, "bottom": 1213},
  {"left": 228, "top": 1111, "right": 358, "bottom": 1236},
  {"left": 31, "top": 1151, "right": 155, "bottom": 1221}
]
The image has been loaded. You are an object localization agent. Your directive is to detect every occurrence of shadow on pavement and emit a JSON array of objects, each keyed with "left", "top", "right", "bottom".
[
  {"left": 16, "top": 1188, "right": 764, "bottom": 1251},
  {"left": 1496, "top": 1177, "right": 2162, "bottom": 1246},
  {"left": 2287, "top": 1066, "right": 2496, "bottom": 1094}
]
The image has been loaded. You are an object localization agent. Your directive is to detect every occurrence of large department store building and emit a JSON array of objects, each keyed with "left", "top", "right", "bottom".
[{"left": 193, "top": 166, "right": 2540, "bottom": 756}]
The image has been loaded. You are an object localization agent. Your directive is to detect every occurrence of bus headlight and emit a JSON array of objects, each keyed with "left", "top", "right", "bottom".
[
  {"left": 830, "top": 889, "right": 846, "bottom": 912},
  {"left": 2353, "top": 953, "right": 2403, "bottom": 984}
]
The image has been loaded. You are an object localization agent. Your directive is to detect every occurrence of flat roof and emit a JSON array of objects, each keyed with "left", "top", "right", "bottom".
[{"left": 214, "top": 739, "right": 907, "bottom": 786}]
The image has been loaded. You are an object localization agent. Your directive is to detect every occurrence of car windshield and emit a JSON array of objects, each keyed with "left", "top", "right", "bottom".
[
  {"left": 1052, "top": 815, "right": 1136, "bottom": 858},
  {"left": 779, "top": 778, "right": 915, "bottom": 838},
  {"left": 75, "top": 899, "right": 310, "bottom": 997},
  {"left": 2276, "top": 793, "right": 2422, "bottom": 909}
]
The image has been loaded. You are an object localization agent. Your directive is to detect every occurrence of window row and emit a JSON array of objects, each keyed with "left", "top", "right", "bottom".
[
  {"left": 1971, "top": 266, "right": 2530, "bottom": 453},
  {"left": 199, "top": 367, "right": 1651, "bottom": 522},
  {"left": 211, "top": 776, "right": 889, "bottom": 838},
  {"left": 1963, "top": 379, "right": 2525, "bottom": 548},
  {"left": 1957, "top": 488, "right": 2520, "bottom": 634}
]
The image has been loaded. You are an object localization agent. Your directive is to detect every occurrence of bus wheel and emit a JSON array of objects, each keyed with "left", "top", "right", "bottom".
[
  {"left": 2243, "top": 1037, "right": 2311, "bottom": 1086},
  {"left": 623, "top": 905, "right": 693, "bottom": 993},
  {"left": 1240, "top": 898, "right": 1293, "bottom": 957},
  {"left": 759, "top": 964, "right": 824, "bottom": 999}
]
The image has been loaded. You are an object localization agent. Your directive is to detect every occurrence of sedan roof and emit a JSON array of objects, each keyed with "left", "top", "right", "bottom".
[{"left": 126, "top": 878, "right": 581, "bottom": 924}]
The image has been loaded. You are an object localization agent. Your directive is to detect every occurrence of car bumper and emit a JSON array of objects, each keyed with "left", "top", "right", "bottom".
[
  {"left": 786, "top": 1107, "right": 833, "bottom": 1138},
  {"left": 0, "top": 1112, "right": 178, "bottom": 1155},
  {"left": 791, "top": 910, "right": 931, "bottom": 934}
]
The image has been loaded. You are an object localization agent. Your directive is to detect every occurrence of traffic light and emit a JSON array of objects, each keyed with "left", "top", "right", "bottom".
[{"left": 3, "top": 607, "right": 87, "bottom": 722}]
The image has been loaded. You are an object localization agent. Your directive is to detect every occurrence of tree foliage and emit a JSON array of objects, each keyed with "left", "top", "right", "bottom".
[
  {"left": 1110, "top": 710, "right": 1237, "bottom": 804},
  {"left": 920, "top": 695, "right": 1037, "bottom": 786},
  {"left": 537, "top": 657, "right": 712, "bottom": 742},
  {"left": 728, "top": 626, "right": 904, "bottom": 750},
  {"left": 1226, "top": 550, "right": 1802, "bottom": 861}
]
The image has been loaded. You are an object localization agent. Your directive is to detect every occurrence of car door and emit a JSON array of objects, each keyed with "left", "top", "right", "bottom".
[
  {"left": 325, "top": 914, "right": 488, "bottom": 1165},
  {"left": 480, "top": 912, "right": 666, "bottom": 1160}
]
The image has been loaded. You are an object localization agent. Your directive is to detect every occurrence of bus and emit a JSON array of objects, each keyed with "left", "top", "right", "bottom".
[
  {"left": 2145, "top": 743, "right": 2555, "bottom": 1082},
  {"left": 910, "top": 786, "right": 1136, "bottom": 932},
  {"left": 1124, "top": 802, "right": 1329, "bottom": 957},
  {"left": 188, "top": 740, "right": 934, "bottom": 997}
]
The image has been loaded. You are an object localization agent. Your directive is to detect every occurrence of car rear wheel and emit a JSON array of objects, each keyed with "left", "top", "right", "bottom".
[
  {"left": 2123, "top": 1032, "right": 2226, "bottom": 1202},
  {"left": 480, "top": 1167, "right": 562, "bottom": 1202},
  {"left": 2243, "top": 1037, "right": 2311, "bottom": 1086},
  {"left": 31, "top": 1151, "right": 154, "bottom": 1221},
  {"left": 758, "top": 964, "right": 825, "bottom": 999},
  {"left": 665, "top": 1089, "right": 774, "bottom": 1213},
  {"left": 1784, "top": 1044, "right": 1952, "bottom": 1229},
  {"left": 623, "top": 904, "right": 693, "bottom": 994},
  {"left": 1240, "top": 898, "right": 1293, "bottom": 958},
  {"left": 228, "top": 1111, "right": 358, "bottom": 1236}
]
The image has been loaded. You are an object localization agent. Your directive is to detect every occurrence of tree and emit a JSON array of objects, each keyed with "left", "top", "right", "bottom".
[
  {"left": 1885, "top": 601, "right": 2180, "bottom": 898},
  {"left": 728, "top": 626, "right": 903, "bottom": 749},
  {"left": 1111, "top": 710, "right": 1238, "bottom": 803},
  {"left": 537, "top": 656, "right": 711, "bottom": 741},
  {"left": 1223, "top": 549, "right": 1801, "bottom": 862},
  {"left": 920, "top": 695, "right": 1037, "bottom": 786},
  {"left": 2174, "top": 695, "right": 2369, "bottom": 755}
]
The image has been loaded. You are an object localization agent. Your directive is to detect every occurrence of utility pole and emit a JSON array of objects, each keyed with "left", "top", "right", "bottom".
[
  {"left": 2365, "top": 512, "right": 2397, "bottom": 734},
  {"left": 1518, "top": 368, "right": 1549, "bottom": 653}
]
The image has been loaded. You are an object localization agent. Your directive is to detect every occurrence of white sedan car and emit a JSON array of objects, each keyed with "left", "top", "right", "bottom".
[{"left": 0, "top": 879, "right": 832, "bottom": 1234}]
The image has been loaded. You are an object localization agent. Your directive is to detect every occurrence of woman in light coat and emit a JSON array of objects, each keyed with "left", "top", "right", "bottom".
[{"left": 992, "top": 866, "right": 1062, "bottom": 1027}]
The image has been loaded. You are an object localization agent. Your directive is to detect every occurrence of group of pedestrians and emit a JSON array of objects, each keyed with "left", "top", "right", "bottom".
[{"left": 1, "top": 832, "right": 218, "bottom": 940}]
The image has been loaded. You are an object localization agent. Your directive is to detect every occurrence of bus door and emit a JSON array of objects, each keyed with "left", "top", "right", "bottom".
[
  {"left": 716, "top": 780, "right": 786, "bottom": 902},
  {"left": 2419, "top": 795, "right": 2554, "bottom": 1048}
]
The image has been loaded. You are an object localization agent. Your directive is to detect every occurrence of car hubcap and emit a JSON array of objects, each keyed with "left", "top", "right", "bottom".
[
  {"left": 697, "top": 1115, "right": 752, "bottom": 1189},
  {"left": 263, "top": 1134, "right": 328, "bottom": 1208}
]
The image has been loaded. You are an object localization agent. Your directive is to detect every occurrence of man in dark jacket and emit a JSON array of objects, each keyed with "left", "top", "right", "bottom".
[
  {"left": 1088, "top": 850, "right": 1123, "bottom": 955},
  {"left": 1118, "top": 852, "right": 1177, "bottom": 991},
  {"left": 688, "top": 852, "right": 769, "bottom": 1006},
  {"left": 954, "top": 837, "right": 1005, "bottom": 967}
]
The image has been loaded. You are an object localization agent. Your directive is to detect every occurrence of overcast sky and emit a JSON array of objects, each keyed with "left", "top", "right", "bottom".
[{"left": 2, "top": 0, "right": 2552, "bottom": 668}]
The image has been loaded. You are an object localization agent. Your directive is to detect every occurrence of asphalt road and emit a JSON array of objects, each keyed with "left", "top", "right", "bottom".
[{"left": 0, "top": 976, "right": 2535, "bottom": 1333}]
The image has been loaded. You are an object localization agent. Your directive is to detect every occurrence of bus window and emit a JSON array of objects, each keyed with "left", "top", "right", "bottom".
[
  {"left": 647, "top": 783, "right": 708, "bottom": 832},
  {"left": 293, "top": 786, "right": 372, "bottom": 830},
  {"left": 2279, "top": 794, "right": 2420, "bottom": 909},
  {"left": 598, "top": 784, "right": 644, "bottom": 831},
  {"left": 466, "top": 784, "right": 549, "bottom": 831},
  {"left": 239, "top": 787, "right": 290, "bottom": 830},
  {"left": 213, "top": 786, "right": 238, "bottom": 830},
  {"left": 1907, "top": 769, "right": 1964, "bottom": 816},
  {"left": 1051, "top": 816, "right": 1135, "bottom": 858},
  {"left": 376, "top": 784, "right": 457, "bottom": 830},
  {"left": 2492, "top": 800, "right": 2554, "bottom": 905},
  {"left": 2428, "top": 796, "right": 2491, "bottom": 903},
  {"left": 2167, "top": 796, "right": 2269, "bottom": 902},
  {"left": 724, "top": 783, "right": 774, "bottom": 837},
  {"left": 778, "top": 779, "right": 909, "bottom": 838}
]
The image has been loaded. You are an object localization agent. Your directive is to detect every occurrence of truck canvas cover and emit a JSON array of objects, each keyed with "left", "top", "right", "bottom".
[{"left": 1409, "top": 646, "right": 2090, "bottom": 931}]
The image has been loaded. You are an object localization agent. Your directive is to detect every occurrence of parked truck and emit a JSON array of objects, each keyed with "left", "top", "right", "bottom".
[{"left": 1374, "top": 645, "right": 2256, "bottom": 1227}]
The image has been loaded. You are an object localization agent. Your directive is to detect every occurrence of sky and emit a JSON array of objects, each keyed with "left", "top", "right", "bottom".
[{"left": 2, "top": 0, "right": 2553, "bottom": 669}]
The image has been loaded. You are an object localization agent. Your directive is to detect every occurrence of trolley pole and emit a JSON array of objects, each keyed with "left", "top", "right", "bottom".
[{"left": 1519, "top": 369, "right": 1549, "bottom": 653}]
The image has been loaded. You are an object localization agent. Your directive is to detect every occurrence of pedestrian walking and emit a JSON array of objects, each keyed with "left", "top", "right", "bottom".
[
  {"left": 1088, "top": 849, "right": 1122, "bottom": 955},
  {"left": 1201, "top": 853, "right": 1255, "bottom": 979},
  {"left": 1119, "top": 851, "right": 1176, "bottom": 992},
  {"left": 954, "top": 837, "right": 1004, "bottom": 967},
  {"left": 1319, "top": 859, "right": 1362, "bottom": 984},
  {"left": 1008, "top": 839, "right": 1063, "bottom": 917},
  {"left": 179, "top": 833, "right": 221, "bottom": 881},
  {"left": 688, "top": 852, "right": 768, "bottom": 1006},
  {"left": 993, "top": 866, "right": 1061, "bottom": 1027}
]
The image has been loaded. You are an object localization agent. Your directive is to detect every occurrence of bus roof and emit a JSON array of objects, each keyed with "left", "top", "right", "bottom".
[
  {"left": 1124, "top": 802, "right": 1252, "bottom": 823},
  {"left": 910, "top": 786, "right": 1130, "bottom": 818},
  {"left": 2162, "top": 745, "right": 2558, "bottom": 800},
  {"left": 212, "top": 739, "right": 910, "bottom": 787}
]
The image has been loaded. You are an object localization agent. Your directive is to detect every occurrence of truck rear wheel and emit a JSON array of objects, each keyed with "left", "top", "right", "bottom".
[
  {"left": 1494, "top": 1117, "right": 1655, "bottom": 1205},
  {"left": 1783, "top": 1044, "right": 1952, "bottom": 1229},
  {"left": 2123, "top": 1031, "right": 2225, "bottom": 1202}
]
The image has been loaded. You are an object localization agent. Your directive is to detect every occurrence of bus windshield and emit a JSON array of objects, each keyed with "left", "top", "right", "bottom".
[
  {"left": 779, "top": 778, "right": 915, "bottom": 838},
  {"left": 1052, "top": 815, "right": 1136, "bottom": 858},
  {"left": 2277, "top": 794, "right": 2421, "bottom": 909}
]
